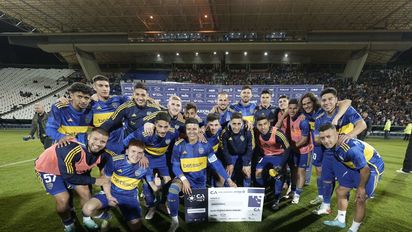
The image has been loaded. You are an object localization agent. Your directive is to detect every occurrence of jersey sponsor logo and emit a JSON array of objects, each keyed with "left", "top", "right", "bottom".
[
  {"left": 180, "top": 157, "right": 207, "bottom": 172},
  {"left": 111, "top": 173, "right": 141, "bottom": 190},
  {"left": 93, "top": 112, "right": 113, "bottom": 127}
]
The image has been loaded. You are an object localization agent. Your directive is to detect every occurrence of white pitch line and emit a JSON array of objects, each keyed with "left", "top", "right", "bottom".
[{"left": 0, "top": 158, "right": 35, "bottom": 168}]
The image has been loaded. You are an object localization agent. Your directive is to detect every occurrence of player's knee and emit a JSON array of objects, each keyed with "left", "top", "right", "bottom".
[
  {"left": 82, "top": 201, "right": 97, "bottom": 216},
  {"left": 336, "top": 187, "right": 347, "bottom": 197},
  {"left": 54, "top": 193, "right": 70, "bottom": 211}
]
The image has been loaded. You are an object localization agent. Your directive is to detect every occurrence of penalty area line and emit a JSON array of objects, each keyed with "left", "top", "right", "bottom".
[{"left": 0, "top": 158, "right": 35, "bottom": 168}]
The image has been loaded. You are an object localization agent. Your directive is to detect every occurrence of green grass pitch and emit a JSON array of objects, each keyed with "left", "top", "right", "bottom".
[{"left": 0, "top": 129, "right": 411, "bottom": 232}]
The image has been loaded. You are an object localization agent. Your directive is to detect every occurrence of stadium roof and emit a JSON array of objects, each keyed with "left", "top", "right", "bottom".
[{"left": 1, "top": 0, "right": 412, "bottom": 65}]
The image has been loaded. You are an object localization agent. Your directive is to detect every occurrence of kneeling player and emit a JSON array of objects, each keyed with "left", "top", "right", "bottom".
[
  {"left": 34, "top": 128, "right": 112, "bottom": 232},
  {"left": 319, "top": 124, "right": 384, "bottom": 232},
  {"left": 167, "top": 118, "right": 237, "bottom": 232},
  {"left": 82, "top": 140, "right": 158, "bottom": 231}
]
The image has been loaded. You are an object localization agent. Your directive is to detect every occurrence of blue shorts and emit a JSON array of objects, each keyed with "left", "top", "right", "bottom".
[
  {"left": 37, "top": 172, "right": 75, "bottom": 196},
  {"left": 147, "top": 154, "right": 170, "bottom": 177},
  {"left": 321, "top": 150, "right": 337, "bottom": 182},
  {"left": 293, "top": 152, "right": 310, "bottom": 169},
  {"left": 256, "top": 155, "right": 285, "bottom": 170},
  {"left": 312, "top": 145, "right": 323, "bottom": 167},
  {"left": 95, "top": 191, "right": 141, "bottom": 221},
  {"left": 335, "top": 165, "right": 382, "bottom": 198}
]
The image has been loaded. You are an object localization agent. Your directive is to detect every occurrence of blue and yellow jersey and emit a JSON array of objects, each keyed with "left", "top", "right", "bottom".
[
  {"left": 221, "top": 126, "right": 254, "bottom": 166},
  {"left": 205, "top": 128, "right": 222, "bottom": 153},
  {"left": 224, "top": 101, "right": 257, "bottom": 124},
  {"left": 254, "top": 105, "right": 278, "bottom": 126},
  {"left": 104, "top": 154, "right": 153, "bottom": 194},
  {"left": 100, "top": 100, "right": 161, "bottom": 137},
  {"left": 335, "top": 139, "right": 384, "bottom": 175},
  {"left": 314, "top": 106, "right": 362, "bottom": 137},
  {"left": 91, "top": 95, "right": 129, "bottom": 153},
  {"left": 171, "top": 139, "right": 228, "bottom": 188},
  {"left": 46, "top": 102, "right": 93, "bottom": 144},
  {"left": 123, "top": 126, "right": 179, "bottom": 157},
  {"left": 144, "top": 110, "right": 186, "bottom": 134}
]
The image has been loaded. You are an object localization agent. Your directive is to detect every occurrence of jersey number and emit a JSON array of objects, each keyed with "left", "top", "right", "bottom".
[{"left": 43, "top": 174, "right": 56, "bottom": 183}]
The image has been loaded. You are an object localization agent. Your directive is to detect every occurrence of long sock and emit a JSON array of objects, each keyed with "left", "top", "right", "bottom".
[
  {"left": 243, "top": 178, "right": 251, "bottom": 187},
  {"left": 349, "top": 220, "right": 361, "bottom": 232},
  {"left": 317, "top": 177, "right": 323, "bottom": 196},
  {"left": 143, "top": 182, "right": 156, "bottom": 208},
  {"left": 255, "top": 176, "right": 264, "bottom": 187},
  {"left": 274, "top": 177, "right": 283, "bottom": 201},
  {"left": 336, "top": 210, "right": 346, "bottom": 223},
  {"left": 161, "top": 181, "right": 172, "bottom": 204},
  {"left": 323, "top": 182, "right": 333, "bottom": 204},
  {"left": 62, "top": 216, "right": 74, "bottom": 226},
  {"left": 167, "top": 183, "right": 180, "bottom": 217}
]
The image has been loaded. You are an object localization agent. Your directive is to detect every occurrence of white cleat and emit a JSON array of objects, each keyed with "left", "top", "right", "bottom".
[
  {"left": 312, "top": 206, "right": 332, "bottom": 215},
  {"left": 145, "top": 207, "right": 156, "bottom": 220},
  {"left": 291, "top": 195, "right": 300, "bottom": 204},
  {"left": 310, "top": 196, "right": 323, "bottom": 205},
  {"left": 168, "top": 218, "right": 179, "bottom": 232}
]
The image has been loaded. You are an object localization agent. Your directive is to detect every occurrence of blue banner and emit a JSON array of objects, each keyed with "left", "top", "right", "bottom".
[{"left": 121, "top": 82, "right": 323, "bottom": 118}]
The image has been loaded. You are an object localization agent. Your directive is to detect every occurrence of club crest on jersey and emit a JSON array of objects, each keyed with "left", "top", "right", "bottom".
[
  {"left": 165, "top": 139, "right": 171, "bottom": 145},
  {"left": 250, "top": 108, "right": 254, "bottom": 113},
  {"left": 198, "top": 147, "right": 205, "bottom": 154},
  {"left": 135, "top": 169, "right": 142, "bottom": 176},
  {"left": 146, "top": 111, "right": 152, "bottom": 116},
  {"left": 85, "top": 115, "right": 92, "bottom": 124},
  {"left": 240, "top": 135, "right": 245, "bottom": 141},
  {"left": 175, "top": 125, "right": 179, "bottom": 129},
  {"left": 112, "top": 103, "right": 119, "bottom": 109}
]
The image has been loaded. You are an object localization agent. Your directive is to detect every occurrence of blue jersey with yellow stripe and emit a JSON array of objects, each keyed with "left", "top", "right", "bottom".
[
  {"left": 144, "top": 110, "right": 186, "bottom": 135},
  {"left": 254, "top": 105, "right": 279, "bottom": 126},
  {"left": 123, "top": 126, "right": 179, "bottom": 157},
  {"left": 205, "top": 128, "right": 222, "bottom": 153},
  {"left": 92, "top": 95, "right": 129, "bottom": 153},
  {"left": 104, "top": 154, "right": 153, "bottom": 194},
  {"left": 171, "top": 139, "right": 228, "bottom": 188},
  {"left": 46, "top": 102, "right": 93, "bottom": 144},
  {"left": 314, "top": 106, "right": 362, "bottom": 137},
  {"left": 335, "top": 139, "right": 384, "bottom": 175},
  {"left": 100, "top": 100, "right": 161, "bottom": 137},
  {"left": 224, "top": 101, "right": 257, "bottom": 124}
]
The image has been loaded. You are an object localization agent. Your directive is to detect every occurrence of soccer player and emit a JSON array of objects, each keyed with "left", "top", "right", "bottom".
[
  {"left": 46, "top": 82, "right": 94, "bottom": 145},
  {"left": 224, "top": 85, "right": 256, "bottom": 125},
  {"left": 123, "top": 112, "right": 179, "bottom": 219},
  {"left": 184, "top": 102, "right": 205, "bottom": 127},
  {"left": 167, "top": 118, "right": 236, "bottom": 232},
  {"left": 300, "top": 92, "right": 352, "bottom": 205},
  {"left": 255, "top": 114, "right": 290, "bottom": 210},
  {"left": 205, "top": 113, "right": 225, "bottom": 186},
  {"left": 210, "top": 91, "right": 231, "bottom": 126},
  {"left": 254, "top": 89, "right": 278, "bottom": 126},
  {"left": 275, "top": 95, "right": 290, "bottom": 134},
  {"left": 313, "top": 87, "right": 367, "bottom": 215},
  {"left": 23, "top": 103, "right": 52, "bottom": 149},
  {"left": 34, "top": 128, "right": 113, "bottom": 232},
  {"left": 287, "top": 99, "right": 313, "bottom": 204},
  {"left": 90, "top": 75, "right": 129, "bottom": 154},
  {"left": 319, "top": 123, "right": 384, "bottom": 232},
  {"left": 221, "top": 112, "right": 254, "bottom": 187},
  {"left": 82, "top": 140, "right": 158, "bottom": 232},
  {"left": 100, "top": 82, "right": 161, "bottom": 138}
]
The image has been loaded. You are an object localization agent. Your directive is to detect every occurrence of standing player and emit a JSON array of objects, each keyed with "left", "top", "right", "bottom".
[
  {"left": 100, "top": 82, "right": 161, "bottom": 139},
  {"left": 313, "top": 88, "right": 366, "bottom": 215},
  {"left": 82, "top": 140, "right": 158, "bottom": 232},
  {"left": 319, "top": 124, "right": 384, "bottom": 232},
  {"left": 90, "top": 75, "right": 129, "bottom": 154},
  {"left": 221, "top": 112, "right": 254, "bottom": 187},
  {"left": 210, "top": 91, "right": 231, "bottom": 126},
  {"left": 224, "top": 85, "right": 256, "bottom": 125},
  {"left": 184, "top": 102, "right": 205, "bottom": 127},
  {"left": 34, "top": 128, "right": 112, "bottom": 232},
  {"left": 46, "top": 82, "right": 94, "bottom": 145},
  {"left": 275, "top": 95, "right": 290, "bottom": 134},
  {"left": 205, "top": 113, "right": 225, "bottom": 186},
  {"left": 254, "top": 89, "right": 278, "bottom": 126},
  {"left": 287, "top": 99, "right": 313, "bottom": 204},
  {"left": 167, "top": 118, "right": 237, "bottom": 232},
  {"left": 123, "top": 112, "right": 179, "bottom": 219}
]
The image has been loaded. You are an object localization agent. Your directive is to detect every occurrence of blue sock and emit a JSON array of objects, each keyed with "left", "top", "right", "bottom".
[
  {"left": 323, "top": 182, "right": 333, "bottom": 204},
  {"left": 160, "top": 181, "right": 171, "bottom": 204},
  {"left": 255, "top": 176, "right": 264, "bottom": 187},
  {"left": 296, "top": 187, "right": 303, "bottom": 195},
  {"left": 167, "top": 183, "right": 181, "bottom": 217},
  {"left": 317, "top": 177, "right": 323, "bottom": 196},
  {"left": 274, "top": 177, "right": 283, "bottom": 201},
  {"left": 243, "top": 178, "right": 251, "bottom": 187},
  {"left": 62, "top": 216, "right": 74, "bottom": 226},
  {"left": 143, "top": 182, "right": 155, "bottom": 207}
]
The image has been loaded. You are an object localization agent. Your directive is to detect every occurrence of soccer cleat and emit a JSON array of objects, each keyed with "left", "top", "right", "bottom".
[
  {"left": 323, "top": 219, "right": 346, "bottom": 228},
  {"left": 83, "top": 218, "right": 99, "bottom": 230},
  {"left": 313, "top": 206, "right": 331, "bottom": 215},
  {"left": 93, "top": 211, "right": 111, "bottom": 220},
  {"left": 271, "top": 202, "right": 280, "bottom": 211},
  {"left": 291, "top": 195, "right": 300, "bottom": 204},
  {"left": 310, "top": 196, "right": 323, "bottom": 205},
  {"left": 145, "top": 207, "right": 156, "bottom": 220},
  {"left": 396, "top": 169, "right": 411, "bottom": 174},
  {"left": 64, "top": 223, "right": 75, "bottom": 232},
  {"left": 168, "top": 218, "right": 179, "bottom": 232}
]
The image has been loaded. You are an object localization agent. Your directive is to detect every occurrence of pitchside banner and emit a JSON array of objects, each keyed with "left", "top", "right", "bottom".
[
  {"left": 121, "top": 81, "right": 323, "bottom": 118},
  {"left": 184, "top": 187, "right": 265, "bottom": 223}
]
